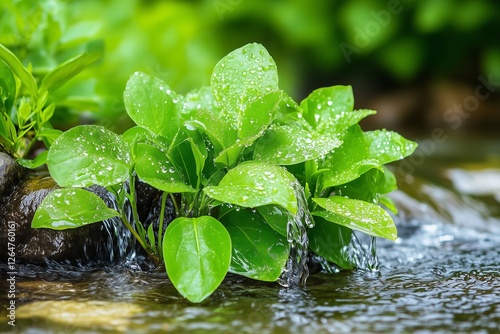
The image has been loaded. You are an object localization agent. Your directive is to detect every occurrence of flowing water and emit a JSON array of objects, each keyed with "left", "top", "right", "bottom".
[
  {"left": 278, "top": 181, "right": 312, "bottom": 288},
  {"left": 1, "top": 152, "right": 500, "bottom": 333}
]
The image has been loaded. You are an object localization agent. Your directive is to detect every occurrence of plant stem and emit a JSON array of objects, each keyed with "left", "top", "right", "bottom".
[
  {"left": 157, "top": 191, "right": 168, "bottom": 259},
  {"left": 120, "top": 210, "right": 160, "bottom": 266},
  {"left": 128, "top": 173, "right": 141, "bottom": 229},
  {"left": 117, "top": 171, "right": 161, "bottom": 266},
  {"left": 169, "top": 193, "right": 180, "bottom": 216}
]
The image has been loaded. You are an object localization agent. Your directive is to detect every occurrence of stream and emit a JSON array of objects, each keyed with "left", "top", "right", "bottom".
[{"left": 1, "top": 140, "right": 499, "bottom": 333}]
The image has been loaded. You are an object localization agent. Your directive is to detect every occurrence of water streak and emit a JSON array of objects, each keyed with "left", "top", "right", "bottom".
[
  {"left": 347, "top": 234, "right": 379, "bottom": 271},
  {"left": 278, "top": 181, "right": 313, "bottom": 287},
  {"left": 100, "top": 186, "right": 136, "bottom": 264}
]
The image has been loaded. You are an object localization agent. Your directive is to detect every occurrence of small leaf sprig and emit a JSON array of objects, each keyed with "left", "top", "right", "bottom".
[{"left": 0, "top": 43, "right": 102, "bottom": 162}]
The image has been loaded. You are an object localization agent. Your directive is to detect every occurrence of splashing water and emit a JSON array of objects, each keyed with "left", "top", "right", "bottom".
[
  {"left": 278, "top": 181, "right": 313, "bottom": 287},
  {"left": 98, "top": 185, "right": 136, "bottom": 264},
  {"left": 347, "top": 234, "right": 380, "bottom": 272}
]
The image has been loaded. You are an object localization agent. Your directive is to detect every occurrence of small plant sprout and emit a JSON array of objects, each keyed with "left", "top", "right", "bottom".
[{"left": 0, "top": 43, "right": 102, "bottom": 163}]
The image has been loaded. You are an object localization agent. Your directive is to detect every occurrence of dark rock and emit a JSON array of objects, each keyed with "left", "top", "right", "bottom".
[
  {"left": 134, "top": 178, "right": 178, "bottom": 242},
  {"left": 135, "top": 179, "right": 162, "bottom": 222},
  {"left": 0, "top": 176, "right": 130, "bottom": 266},
  {"left": 0, "top": 160, "right": 175, "bottom": 266},
  {"left": 142, "top": 192, "right": 178, "bottom": 242},
  {"left": 0, "top": 152, "right": 26, "bottom": 197}
]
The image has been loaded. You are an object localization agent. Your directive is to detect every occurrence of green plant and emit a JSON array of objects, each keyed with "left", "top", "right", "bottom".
[
  {"left": 31, "top": 43, "right": 417, "bottom": 303},
  {"left": 0, "top": 43, "right": 101, "bottom": 163}
]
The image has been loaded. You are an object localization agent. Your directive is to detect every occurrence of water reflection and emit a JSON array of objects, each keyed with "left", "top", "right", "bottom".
[{"left": 1, "top": 160, "right": 500, "bottom": 333}]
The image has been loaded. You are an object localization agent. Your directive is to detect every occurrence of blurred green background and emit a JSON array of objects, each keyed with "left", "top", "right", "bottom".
[{"left": 1, "top": 0, "right": 499, "bottom": 138}]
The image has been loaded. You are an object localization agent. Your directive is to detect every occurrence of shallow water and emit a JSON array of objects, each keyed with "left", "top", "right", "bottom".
[{"left": 1, "top": 155, "right": 500, "bottom": 333}]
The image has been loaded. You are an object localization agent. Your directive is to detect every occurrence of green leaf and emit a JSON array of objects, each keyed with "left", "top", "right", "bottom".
[
  {"left": 17, "top": 150, "right": 48, "bottom": 169},
  {"left": 300, "top": 86, "right": 354, "bottom": 128},
  {"left": 182, "top": 86, "right": 222, "bottom": 117},
  {"left": 365, "top": 129, "right": 418, "bottom": 164},
  {"left": 312, "top": 196, "right": 397, "bottom": 240},
  {"left": 123, "top": 72, "right": 180, "bottom": 142},
  {"left": 0, "top": 112, "right": 16, "bottom": 150},
  {"left": 253, "top": 124, "right": 342, "bottom": 165},
  {"left": 163, "top": 216, "right": 232, "bottom": 303},
  {"left": 188, "top": 131, "right": 207, "bottom": 189},
  {"left": 0, "top": 59, "right": 16, "bottom": 112},
  {"left": 239, "top": 90, "right": 282, "bottom": 139},
  {"left": 47, "top": 125, "right": 130, "bottom": 187},
  {"left": 317, "top": 125, "right": 380, "bottom": 191},
  {"left": 167, "top": 129, "right": 204, "bottom": 190},
  {"left": 0, "top": 43, "right": 37, "bottom": 98},
  {"left": 335, "top": 168, "right": 397, "bottom": 203},
  {"left": 185, "top": 108, "right": 236, "bottom": 152},
  {"left": 17, "top": 99, "right": 32, "bottom": 123},
  {"left": 257, "top": 205, "right": 289, "bottom": 237},
  {"left": 121, "top": 125, "right": 168, "bottom": 148},
  {"left": 36, "top": 128, "right": 63, "bottom": 147},
  {"left": 40, "top": 103, "right": 56, "bottom": 124},
  {"left": 380, "top": 195, "right": 398, "bottom": 215},
  {"left": 147, "top": 223, "right": 156, "bottom": 251},
  {"left": 134, "top": 143, "right": 195, "bottom": 193},
  {"left": 220, "top": 209, "right": 288, "bottom": 281},
  {"left": 213, "top": 137, "right": 252, "bottom": 167},
  {"left": 273, "top": 92, "right": 303, "bottom": 125},
  {"left": 32, "top": 188, "right": 118, "bottom": 230},
  {"left": 308, "top": 216, "right": 355, "bottom": 269},
  {"left": 211, "top": 43, "right": 279, "bottom": 127},
  {"left": 39, "top": 48, "right": 103, "bottom": 94},
  {"left": 204, "top": 161, "right": 298, "bottom": 214},
  {"left": 315, "top": 109, "right": 377, "bottom": 135}
]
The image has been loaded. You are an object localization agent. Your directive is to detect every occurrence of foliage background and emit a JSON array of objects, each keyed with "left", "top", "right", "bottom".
[{"left": 1, "top": 0, "right": 499, "bottom": 138}]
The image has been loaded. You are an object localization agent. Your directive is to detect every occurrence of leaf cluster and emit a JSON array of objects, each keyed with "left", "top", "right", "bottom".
[
  {"left": 31, "top": 43, "right": 417, "bottom": 303},
  {"left": 0, "top": 43, "right": 102, "bottom": 161}
]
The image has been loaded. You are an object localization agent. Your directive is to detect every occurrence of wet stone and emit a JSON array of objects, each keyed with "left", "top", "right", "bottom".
[
  {"left": 0, "top": 152, "right": 26, "bottom": 197},
  {"left": 135, "top": 179, "right": 163, "bottom": 222},
  {"left": 0, "top": 175, "right": 125, "bottom": 266}
]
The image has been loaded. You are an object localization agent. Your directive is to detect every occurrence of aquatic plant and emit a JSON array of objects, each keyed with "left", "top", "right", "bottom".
[{"left": 31, "top": 43, "right": 417, "bottom": 302}]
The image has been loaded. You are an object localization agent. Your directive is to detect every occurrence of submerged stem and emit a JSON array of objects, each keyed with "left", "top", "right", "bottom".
[
  {"left": 120, "top": 210, "right": 160, "bottom": 266},
  {"left": 157, "top": 191, "right": 168, "bottom": 259}
]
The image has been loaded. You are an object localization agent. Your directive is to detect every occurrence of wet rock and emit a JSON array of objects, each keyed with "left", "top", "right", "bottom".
[
  {"left": 141, "top": 191, "right": 178, "bottom": 242},
  {"left": 0, "top": 176, "right": 127, "bottom": 266},
  {"left": 0, "top": 152, "right": 26, "bottom": 197},
  {"left": 135, "top": 179, "right": 162, "bottom": 222}
]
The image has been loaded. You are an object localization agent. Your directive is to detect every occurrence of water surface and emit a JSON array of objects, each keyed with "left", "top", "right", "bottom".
[{"left": 1, "top": 156, "right": 499, "bottom": 334}]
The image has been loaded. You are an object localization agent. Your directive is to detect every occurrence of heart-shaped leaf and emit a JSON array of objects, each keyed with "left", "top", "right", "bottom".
[
  {"left": 124, "top": 72, "right": 180, "bottom": 142},
  {"left": 211, "top": 43, "right": 279, "bottom": 128},
  {"left": 300, "top": 86, "right": 354, "bottom": 128},
  {"left": 163, "top": 216, "right": 231, "bottom": 303}
]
